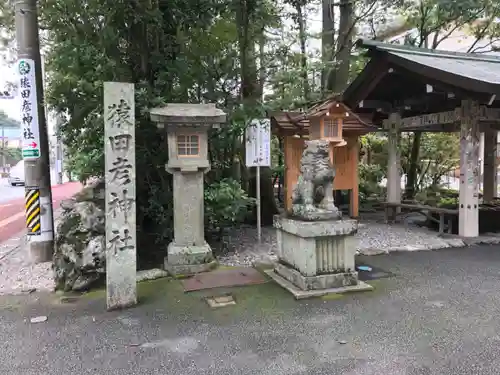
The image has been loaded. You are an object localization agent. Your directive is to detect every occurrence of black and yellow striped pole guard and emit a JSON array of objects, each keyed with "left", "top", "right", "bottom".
[{"left": 25, "top": 187, "right": 41, "bottom": 235}]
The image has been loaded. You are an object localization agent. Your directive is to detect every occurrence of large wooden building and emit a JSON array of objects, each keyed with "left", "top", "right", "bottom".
[{"left": 341, "top": 39, "right": 500, "bottom": 237}]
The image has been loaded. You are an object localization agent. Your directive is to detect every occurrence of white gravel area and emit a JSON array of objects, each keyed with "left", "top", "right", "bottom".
[
  {"left": 355, "top": 223, "right": 466, "bottom": 255},
  {"left": 217, "top": 222, "right": 496, "bottom": 266}
]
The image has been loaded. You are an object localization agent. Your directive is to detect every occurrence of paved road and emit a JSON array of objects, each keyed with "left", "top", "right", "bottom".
[
  {"left": 0, "top": 169, "right": 69, "bottom": 204},
  {"left": 0, "top": 181, "right": 81, "bottom": 242}
]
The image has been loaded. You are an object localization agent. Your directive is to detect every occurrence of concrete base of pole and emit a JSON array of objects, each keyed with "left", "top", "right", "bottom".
[{"left": 29, "top": 241, "right": 53, "bottom": 263}]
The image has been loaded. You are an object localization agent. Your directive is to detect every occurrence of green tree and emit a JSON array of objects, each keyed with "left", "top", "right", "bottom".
[
  {"left": 34, "top": 0, "right": 246, "bottom": 255},
  {"left": 0, "top": 0, "right": 291, "bottom": 256}
]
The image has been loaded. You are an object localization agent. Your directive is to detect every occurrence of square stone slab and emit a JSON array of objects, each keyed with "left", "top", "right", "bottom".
[
  {"left": 205, "top": 295, "right": 237, "bottom": 308},
  {"left": 182, "top": 268, "right": 268, "bottom": 292},
  {"left": 265, "top": 269, "right": 373, "bottom": 300}
]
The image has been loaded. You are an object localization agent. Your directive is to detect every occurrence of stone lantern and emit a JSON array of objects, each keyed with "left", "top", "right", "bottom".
[{"left": 149, "top": 103, "right": 226, "bottom": 275}]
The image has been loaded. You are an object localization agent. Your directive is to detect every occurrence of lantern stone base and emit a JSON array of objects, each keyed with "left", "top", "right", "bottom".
[
  {"left": 269, "top": 215, "right": 373, "bottom": 299},
  {"left": 164, "top": 242, "right": 217, "bottom": 276}
]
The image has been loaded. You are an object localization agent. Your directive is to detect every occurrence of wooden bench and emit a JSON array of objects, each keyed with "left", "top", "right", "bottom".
[{"left": 381, "top": 202, "right": 459, "bottom": 234}]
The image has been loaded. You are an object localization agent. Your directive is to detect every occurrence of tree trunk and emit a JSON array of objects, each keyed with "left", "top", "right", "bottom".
[
  {"left": 295, "top": 1, "right": 310, "bottom": 104},
  {"left": 405, "top": 132, "right": 422, "bottom": 199},
  {"left": 258, "top": 29, "right": 266, "bottom": 100},
  {"left": 235, "top": 0, "right": 278, "bottom": 222},
  {"left": 322, "top": 0, "right": 354, "bottom": 93},
  {"left": 321, "top": 0, "right": 335, "bottom": 91},
  {"left": 332, "top": 0, "right": 353, "bottom": 92},
  {"left": 235, "top": 0, "right": 260, "bottom": 101},
  {"left": 248, "top": 167, "right": 277, "bottom": 226}
]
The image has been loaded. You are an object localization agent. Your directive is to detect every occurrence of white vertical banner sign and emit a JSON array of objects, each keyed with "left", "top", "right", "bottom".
[
  {"left": 245, "top": 119, "right": 271, "bottom": 243},
  {"left": 17, "top": 58, "right": 53, "bottom": 241},
  {"left": 17, "top": 58, "right": 41, "bottom": 159},
  {"left": 104, "top": 82, "right": 137, "bottom": 310}
]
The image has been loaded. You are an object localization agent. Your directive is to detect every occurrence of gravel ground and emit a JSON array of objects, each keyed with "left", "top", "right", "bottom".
[
  {"left": 0, "top": 218, "right": 496, "bottom": 295},
  {"left": 0, "top": 232, "right": 54, "bottom": 295},
  {"left": 217, "top": 221, "right": 469, "bottom": 266}
]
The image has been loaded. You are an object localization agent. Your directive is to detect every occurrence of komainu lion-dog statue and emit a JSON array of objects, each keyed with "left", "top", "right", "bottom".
[{"left": 291, "top": 139, "right": 341, "bottom": 220}]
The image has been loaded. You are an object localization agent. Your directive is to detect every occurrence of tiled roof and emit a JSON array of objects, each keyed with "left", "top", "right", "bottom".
[{"left": 357, "top": 39, "right": 500, "bottom": 85}]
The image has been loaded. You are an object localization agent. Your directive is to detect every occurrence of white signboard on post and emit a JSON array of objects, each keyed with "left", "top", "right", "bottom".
[
  {"left": 17, "top": 58, "right": 41, "bottom": 159},
  {"left": 245, "top": 119, "right": 271, "bottom": 167},
  {"left": 245, "top": 119, "right": 271, "bottom": 243}
]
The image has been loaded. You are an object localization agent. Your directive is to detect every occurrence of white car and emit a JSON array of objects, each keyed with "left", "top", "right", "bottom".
[{"left": 8, "top": 160, "right": 25, "bottom": 186}]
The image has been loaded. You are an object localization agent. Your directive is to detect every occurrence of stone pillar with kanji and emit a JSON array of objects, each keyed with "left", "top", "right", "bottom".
[
  {"left": 104, "top": 82, "right": 137, "bottom": 310},
  {"left": 149, "top": 103, "right": 226, "bottom": 275}
]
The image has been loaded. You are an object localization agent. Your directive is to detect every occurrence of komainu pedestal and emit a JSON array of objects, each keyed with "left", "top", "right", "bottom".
[{"left": 267, "top": 216, "right": 373, "bottom": 299}]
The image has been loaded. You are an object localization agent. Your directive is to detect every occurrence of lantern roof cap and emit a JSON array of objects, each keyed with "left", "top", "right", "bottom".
[{"left": 150, "top": 103, "right": 226, "bottom": 125}]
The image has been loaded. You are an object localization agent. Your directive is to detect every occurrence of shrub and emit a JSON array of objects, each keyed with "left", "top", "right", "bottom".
[
  {"left": 204, "top": 178, "right": 255, "bottom": 239},
  {"left": 358, "top": 163, "right": 384, "bottom": 201}
]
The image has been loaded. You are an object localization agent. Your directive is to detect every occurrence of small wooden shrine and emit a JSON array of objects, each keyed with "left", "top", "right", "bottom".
[{"left": 269, "top": 98, "right": 377, "bottom": 217}]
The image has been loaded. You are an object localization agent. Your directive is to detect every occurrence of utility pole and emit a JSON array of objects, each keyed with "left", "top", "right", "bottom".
[
  {"left": 55, "top": 114, "right": 63, "bottom": 184},
  {"left": 15, "top": 0, "right": 54, "bottom": 263}
]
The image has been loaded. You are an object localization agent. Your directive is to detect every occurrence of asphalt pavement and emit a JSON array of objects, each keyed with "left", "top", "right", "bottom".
[{"left": 1, "top": 245, "right": 500, "bottom": 374}]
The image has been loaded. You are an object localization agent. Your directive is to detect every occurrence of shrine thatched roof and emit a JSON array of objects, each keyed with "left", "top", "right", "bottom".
[
  {"left": 268, "top": 98, "right": 377, "bottom": 136},
  {"left": 342, "top": 39, "right": 500, "bottom": 128}
]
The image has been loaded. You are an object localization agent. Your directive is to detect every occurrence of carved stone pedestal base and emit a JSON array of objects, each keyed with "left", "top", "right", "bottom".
[
  {"left": 291, "top": 205, "right": 341, "bottom": 221},
  {"left": 269, "top": 215, "right": 373, "bottom": 299},
  {"left": 164, "top": 242, "right": 217, "bottom": 276}
]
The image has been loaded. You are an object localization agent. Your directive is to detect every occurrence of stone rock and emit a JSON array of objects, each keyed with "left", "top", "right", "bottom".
[
  {"left": 136, "top": 268, "right": 169, "bottom": 282},
  {"left": 59, "top": 198, "right": 76, "bottom": 211},
  {"left": 74, "top": 179, "right": 105, "bottom": 208},
  {"left": 53, "top": 178, "right": 106, "bottom": 292},
  {"left": 72, "top": 274, "right": 101, "bottom": 292},
  {"left": 30, "top": 316, "right": 48, "bottom": 323},
  {"left": 82, "top": 236, "right": 106, "bottom": 273},
  {"left": 73, "top": 202, "right": 105, "bottom": 233}
]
